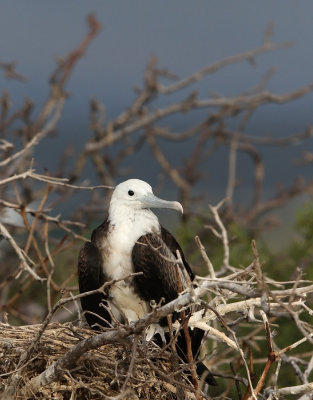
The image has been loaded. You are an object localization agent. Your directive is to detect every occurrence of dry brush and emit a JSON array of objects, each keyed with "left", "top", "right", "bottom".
[{"left": 0, "top": 16, "right": 313, "bottom": 399}]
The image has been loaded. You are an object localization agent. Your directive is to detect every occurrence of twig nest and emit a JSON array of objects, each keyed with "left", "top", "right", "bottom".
[{"left": 0, "top": 322, "right": 192, "bottom": 399}]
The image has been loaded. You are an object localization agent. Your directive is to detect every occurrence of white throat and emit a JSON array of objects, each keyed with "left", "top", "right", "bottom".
[
  {"left": 103, "top": 204, "right": 160, "bottom": 280},
  {"left": 109, "top": 204, "right": 160, "bottom": 236},
  {"left": 102, "top": 206, "right": 160, "bottom": 322}
]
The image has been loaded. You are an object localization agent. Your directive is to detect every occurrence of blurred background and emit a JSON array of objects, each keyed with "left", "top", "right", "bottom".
[
  {"left": 0, "top": 0, "right": 313, "bottom": 282},
  {"left": 1, "top": 1, "right": 313, "bottom": 197},
  {"left": 1, "top": 3, "right": 313, "bottom": 395}
]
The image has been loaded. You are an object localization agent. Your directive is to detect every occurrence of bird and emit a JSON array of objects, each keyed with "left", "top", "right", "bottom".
[{"left": 78, "top": 178, "right": 216, "bottom": 385}]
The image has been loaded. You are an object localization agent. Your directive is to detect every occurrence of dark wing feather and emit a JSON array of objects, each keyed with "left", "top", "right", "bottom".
[
  {"left": 160, "top": 226, "right": 194, "bottom": 281},
  {"left": 132, "top": 230, "right": 189, "bottom": 305},
  {"left": 160, "top": 228, "right": 218, "bottom": 385},
  {"left": 78, "top": 220, "right": 111, "bottom": 329},
  {"left": 132, "top": 227, "right": 217, "bottom": 386}
]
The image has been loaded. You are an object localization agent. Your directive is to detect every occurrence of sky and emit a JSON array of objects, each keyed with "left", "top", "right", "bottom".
[{"left": 1, "top": 1, "right": 313, "bottom": 212}]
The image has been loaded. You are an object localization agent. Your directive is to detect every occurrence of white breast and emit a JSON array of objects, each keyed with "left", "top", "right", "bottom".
[{"left": 100, "top": 209, "right": 160, "bottom": 322}]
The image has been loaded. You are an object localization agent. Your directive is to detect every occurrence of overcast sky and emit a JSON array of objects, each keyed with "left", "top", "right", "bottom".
[{"left": 1, "top": 1, "right": 313, "bottom": 207}]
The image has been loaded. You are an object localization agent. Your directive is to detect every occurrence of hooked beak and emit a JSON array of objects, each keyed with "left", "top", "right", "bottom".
[{"left": 140, "top": 193, "right": 183, "bottom": 214}]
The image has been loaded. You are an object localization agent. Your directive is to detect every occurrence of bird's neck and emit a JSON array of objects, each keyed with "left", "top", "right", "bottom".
[{"left": 108, "top": 205, "right": 160, "bottom": 239}]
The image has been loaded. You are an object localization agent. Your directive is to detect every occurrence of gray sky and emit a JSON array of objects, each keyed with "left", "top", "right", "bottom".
[{"left": 1, "top": 1, "right": 313, "bottom": 204}]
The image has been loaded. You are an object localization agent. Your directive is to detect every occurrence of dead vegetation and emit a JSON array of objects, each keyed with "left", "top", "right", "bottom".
[
  {"left": 0, "top": 15, "right": 313, "bottom": 399},
  {"left": 0, "top": 322, "right": 182, "bottom": 399},
  {"left": 1, "top": 241, "right": 313, "bottom": 399}
]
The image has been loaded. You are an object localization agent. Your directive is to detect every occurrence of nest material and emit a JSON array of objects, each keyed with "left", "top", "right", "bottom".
[{"left": 0, "top": 322, "right": 194, "bottom": 399}]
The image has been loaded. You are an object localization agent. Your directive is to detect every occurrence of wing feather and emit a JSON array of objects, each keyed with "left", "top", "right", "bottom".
[
  {"left": 78, "top": 223, "right": 111, "bottom": 329},
  {"left": 132, "top": 227, "right": 192, "bottom": 305},
  {"left": 79, "top": 221, "right": 217, "bottom": 385},
  {"left": 160, "top": 226, "right": 194, "bottom": 281}
]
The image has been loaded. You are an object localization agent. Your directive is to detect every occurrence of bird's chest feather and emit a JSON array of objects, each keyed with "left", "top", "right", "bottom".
[
  {"left": 102, "top": 228, "right": 134, "bottom": 280},
  {"left": 101, "top": 212, "right": 159, "bottom": 280},
  {"left": 99, "top": 213, "right": 159, "bottom": 322}
]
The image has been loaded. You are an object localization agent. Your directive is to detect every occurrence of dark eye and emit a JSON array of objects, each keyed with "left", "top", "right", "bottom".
[{"left": 128, "top": 190, "right": 134, "bottom": 196}]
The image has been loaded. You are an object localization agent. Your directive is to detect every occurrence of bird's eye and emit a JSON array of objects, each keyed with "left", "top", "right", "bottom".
[{"left": 128, "top": 190, "right": 134, "bottom": 196}]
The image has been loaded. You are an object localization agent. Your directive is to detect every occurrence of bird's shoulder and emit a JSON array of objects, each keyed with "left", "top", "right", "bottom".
[
  {"left": 132, "top": 226, "right": 193, "bottom": 279},
  {"left": 90, "top": 218, "right": 110, "bottom": 248},
  {"left": 131, "top": 226, "right": 194, "bottom": 299},
  {"left": 78, "top": 218, "right": 110, "bottom": 284},
  {"left": 160, "top": 226, "right": 194, "bottom": 281}
]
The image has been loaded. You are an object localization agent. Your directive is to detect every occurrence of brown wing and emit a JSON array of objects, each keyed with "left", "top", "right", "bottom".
[
  {"left": 131, "top": 227, "right": 193, "bottom": 305},
  {"left": 78, "top": 220, "right": 111, "bottom": 329},
  {"left": 160, "top": 226, "right": 194, "bottom": 280},
  {"left": 132, "top": 227, "right": 218, "bottom": 385}
]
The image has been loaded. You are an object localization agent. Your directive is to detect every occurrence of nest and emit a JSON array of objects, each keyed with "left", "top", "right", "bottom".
[{"left": 0, "top": 322, "right": 195, "bottom": 399}]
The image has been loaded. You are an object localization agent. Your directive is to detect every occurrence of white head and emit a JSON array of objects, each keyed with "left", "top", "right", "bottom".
[{"left": 108, "top": 179, "right": 183, "bottom": 222}]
